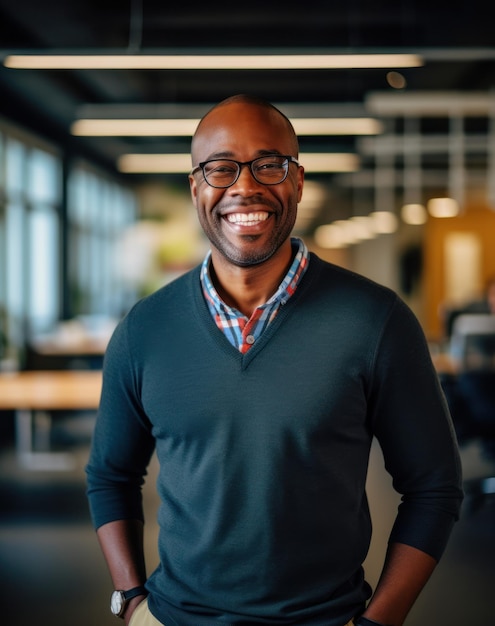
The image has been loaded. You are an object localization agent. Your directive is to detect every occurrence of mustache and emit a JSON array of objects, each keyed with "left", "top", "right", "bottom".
[{"left": 216, "top": 197, "right": 279, "bottom": 213}]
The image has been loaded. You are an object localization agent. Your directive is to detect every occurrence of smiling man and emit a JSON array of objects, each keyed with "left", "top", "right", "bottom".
[{"left": 86, "top": 95, "right": 463, "bottom": 626}]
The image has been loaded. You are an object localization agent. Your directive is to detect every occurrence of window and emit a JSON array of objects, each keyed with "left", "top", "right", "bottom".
[
  {"left": 0, "top": 121, "right": 138, "bottom": 368},
  {"left": 68, "top": 163, "right": 137, "bottom": 319}
]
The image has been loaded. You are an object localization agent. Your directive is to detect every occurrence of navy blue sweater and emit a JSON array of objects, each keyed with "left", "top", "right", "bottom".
[{"left": 86, "top": 254, "right": 463, "bottom": 626}]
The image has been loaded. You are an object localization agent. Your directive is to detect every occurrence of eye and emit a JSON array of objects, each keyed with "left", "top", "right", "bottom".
[
  {"left": 205, "top": 160, "right": 237, "bottom": 175},
  {"left": 254, "top": 157, "right": 287, "bottom": 176},
  {"left": 257, "top": 162, "right": 283, "bottom": 171}
]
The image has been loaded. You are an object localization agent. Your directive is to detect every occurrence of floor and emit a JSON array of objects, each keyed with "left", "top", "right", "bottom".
[{"left": 0, "top": 410, "right": 494, "bottom": 626}]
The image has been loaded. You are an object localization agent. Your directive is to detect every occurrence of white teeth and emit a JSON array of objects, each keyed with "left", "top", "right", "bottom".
[{"left": 226, "top": 212, "right": 269, "bottom": 224}]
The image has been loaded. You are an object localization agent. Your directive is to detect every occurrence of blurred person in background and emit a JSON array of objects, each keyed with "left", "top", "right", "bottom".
[
  {"left": 86, "top": 95, "right": 463, "bottom": 626},
  {"left": 441, "top": 275, "right": 495, "bottom": 339}
]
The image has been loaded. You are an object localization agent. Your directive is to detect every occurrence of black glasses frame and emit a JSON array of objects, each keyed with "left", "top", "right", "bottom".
[{"left": 190, "top": 155, "right": 299, "bottom": 188}]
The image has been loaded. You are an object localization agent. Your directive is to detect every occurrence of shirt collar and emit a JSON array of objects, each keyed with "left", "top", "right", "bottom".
[{"left": 200, "top": 237, "right": 310, "bottom": 315}]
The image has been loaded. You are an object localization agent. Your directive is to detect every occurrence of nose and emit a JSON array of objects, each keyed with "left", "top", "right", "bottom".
[{"left": 229, "top": 163, "right": 262, "bottom": 193}]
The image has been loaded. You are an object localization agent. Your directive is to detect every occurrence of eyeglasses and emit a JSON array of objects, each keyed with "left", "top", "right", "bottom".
[{"left": 191, "top": 155, "right": 299, "bottom": 188}]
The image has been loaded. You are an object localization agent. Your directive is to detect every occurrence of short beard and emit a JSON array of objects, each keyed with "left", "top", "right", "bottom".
[{"left": 220, "top": 237, "right": 279, "bottom": 267}]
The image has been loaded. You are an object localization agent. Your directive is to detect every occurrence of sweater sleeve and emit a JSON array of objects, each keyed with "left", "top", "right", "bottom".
[
  {"left": 368, "top": 296, "right": 463, "bottom": 561},
  {"left": 85, "top": 313, "right": 156, "bottom": 530}
]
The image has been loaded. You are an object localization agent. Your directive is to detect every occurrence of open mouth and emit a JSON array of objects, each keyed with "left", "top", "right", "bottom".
[{"left": 226, "top": 212, "right": 270, "bottom": 225}]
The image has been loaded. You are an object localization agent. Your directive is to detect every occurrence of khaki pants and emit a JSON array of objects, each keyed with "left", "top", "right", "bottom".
[
  {"left": 129, "top": 598, "right": 163, "bottom": 626},
  {"left": 129, "top": 597, "right": 354, "bottom": 626}
]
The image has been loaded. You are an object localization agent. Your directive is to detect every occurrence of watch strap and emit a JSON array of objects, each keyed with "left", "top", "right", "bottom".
[{"left": 122, "top": 585, "right": 148, "bottom": 601}]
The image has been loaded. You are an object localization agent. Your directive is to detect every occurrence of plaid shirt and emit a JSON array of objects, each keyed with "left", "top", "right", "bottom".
[{"left": 201, "top": 237, "right": 309, "bottom": 353}]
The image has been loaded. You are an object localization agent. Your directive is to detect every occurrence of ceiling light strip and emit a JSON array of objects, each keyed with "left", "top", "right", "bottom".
[
  {"left": 71, "top": 119, "right": 200, "bottom": 136},
  {"left": 117, "top": 153, "right": 360, "bottom": 174},
  {"left": 3, "top": 53, "right": 423, "bottom": 70},
  {"left": 71, "top": 117, "right": 382, "bottom": 137}
]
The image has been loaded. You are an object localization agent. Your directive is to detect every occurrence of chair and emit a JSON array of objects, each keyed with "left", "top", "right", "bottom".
[{"left": 441, "top": 314, "right": 495, "bottom": 513}]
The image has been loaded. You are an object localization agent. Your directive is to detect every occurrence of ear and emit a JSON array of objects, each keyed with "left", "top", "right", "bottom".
[
  {"left": 189, "top": 174, "right": 198, "bottom": 207},
  {"left": 296, "top": 165, "right": 304, "bottom": 203}
]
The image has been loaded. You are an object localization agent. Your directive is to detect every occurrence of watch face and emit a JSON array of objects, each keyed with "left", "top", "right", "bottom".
[{"left": 110, "top": 590, "right": 124, "bottom": 616}]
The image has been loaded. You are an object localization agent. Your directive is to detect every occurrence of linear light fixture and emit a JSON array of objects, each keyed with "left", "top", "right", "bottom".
[
  {"left": 366, "top": 91, "right": 495, "bottom": 116},
  {"left": 300, "top": 153, "right": 360, "bottom": 172},
  {"left": 3, "top": 52, "right": 423, "bottom": 70},
  {"left": 71, "top": 119, "right": 199, "bottom": 136},
  {"left": 119, "top": 154, "right": 192, "bottom": 174},
  {"left": 117, "top": 153, "right": 360, "bottom": 174},
  {"left": 71, "top": 117, "right": 383, "bottom": 137}
]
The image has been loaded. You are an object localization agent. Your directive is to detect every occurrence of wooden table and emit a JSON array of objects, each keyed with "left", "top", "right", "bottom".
[
  {"left": 30, "top": 336, "right": 108, "bottom": 356},
  {"left": 0, "top": 370, "right": 102, "bottom": 470}
]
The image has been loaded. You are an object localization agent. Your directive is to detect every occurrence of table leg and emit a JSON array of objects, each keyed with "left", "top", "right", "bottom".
[{"left": 15, "top": 409, "right": 77, "bottom": 471}]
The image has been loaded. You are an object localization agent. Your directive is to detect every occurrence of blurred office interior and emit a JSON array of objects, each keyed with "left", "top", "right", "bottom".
[{"left": 0, "top": 2, "right": 495, "bottom": 625}]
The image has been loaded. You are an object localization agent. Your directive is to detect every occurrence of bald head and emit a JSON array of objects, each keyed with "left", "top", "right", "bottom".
[{"left": 191, "top": 94, "right": 299, "bottom": 165}]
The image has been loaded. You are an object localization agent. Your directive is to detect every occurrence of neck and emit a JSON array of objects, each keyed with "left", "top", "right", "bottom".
[{"left": 210, "top": 240, "right": 294, "bottom": 317}]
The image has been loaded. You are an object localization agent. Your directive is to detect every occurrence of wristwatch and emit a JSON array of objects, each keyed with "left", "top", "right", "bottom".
[{"left": 110, "top": 585, "right": 148, "bottom": 618}]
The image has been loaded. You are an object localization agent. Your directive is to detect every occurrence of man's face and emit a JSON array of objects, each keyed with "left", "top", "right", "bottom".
[{"left": 189, "top": 102, "right": 304, "bottom": 268}]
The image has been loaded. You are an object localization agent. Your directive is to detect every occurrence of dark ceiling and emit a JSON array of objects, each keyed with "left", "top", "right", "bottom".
[{"left": 0, "top": 0, "right": 494, "bottom": 225}]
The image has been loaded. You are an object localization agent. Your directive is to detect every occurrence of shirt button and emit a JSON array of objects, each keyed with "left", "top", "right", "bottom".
[{"left": 246, "top": 334, "right": 255, "bottom": 345}]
